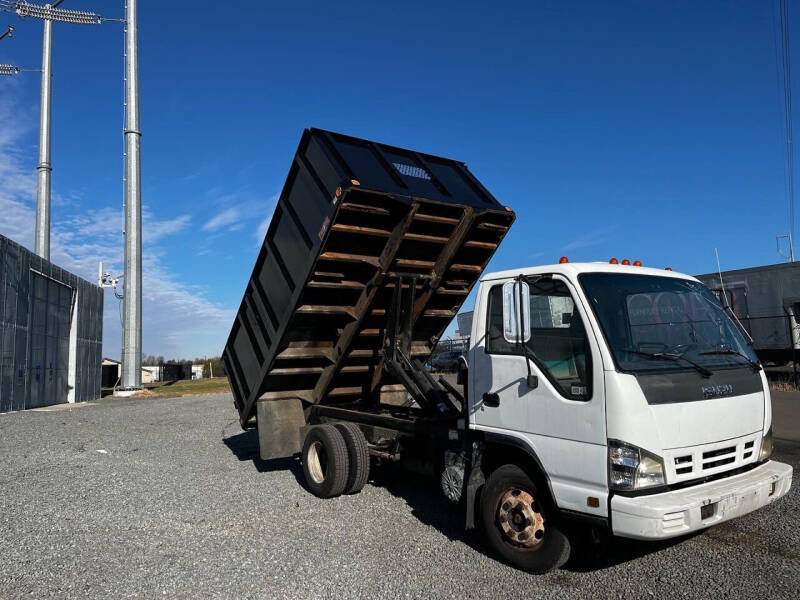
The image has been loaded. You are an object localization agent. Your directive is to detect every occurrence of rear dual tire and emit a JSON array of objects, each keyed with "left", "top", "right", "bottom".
[{"left": 302, "top": 423, "right": 370, "bottom": 498}]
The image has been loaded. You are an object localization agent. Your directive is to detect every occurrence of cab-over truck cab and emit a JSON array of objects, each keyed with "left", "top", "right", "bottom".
[{"left": 466, "top": 261, "right": 792, "bottom": 571}]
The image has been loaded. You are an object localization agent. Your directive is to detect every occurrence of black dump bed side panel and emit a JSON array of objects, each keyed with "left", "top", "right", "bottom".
[{"left": 223, "top": 128, "right": 514, "bottom": 423}]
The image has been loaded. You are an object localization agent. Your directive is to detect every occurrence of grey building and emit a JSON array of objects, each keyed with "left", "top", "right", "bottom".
[
  {"left": 0, "top": 234, "right": 103, "bottom": 413},
  {"left": 696, "top": 262, "right": 800, "bottom": 364}
]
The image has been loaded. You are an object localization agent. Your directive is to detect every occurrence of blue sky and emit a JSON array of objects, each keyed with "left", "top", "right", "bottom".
[{"left": 0, "top": 0, "right": 796, "bottom": 358}]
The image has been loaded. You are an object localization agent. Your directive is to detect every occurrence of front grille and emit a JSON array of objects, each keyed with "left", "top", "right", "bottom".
[
  {"left": 703, "top": 446, "right": 736, "bottom": 460},
  {"left": 664, "top": 433, "right": 760, "bottom": 484}
]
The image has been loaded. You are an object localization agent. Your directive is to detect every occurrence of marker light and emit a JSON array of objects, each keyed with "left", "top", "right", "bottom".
[
  {"left": 633, "top": 260, "right": 642, "bottom": 267},
  {"left": 665, "top": 267, "right": 673, "bottom": 271},
  {"left": 609, "top": 258, "right": 619, "bottom": 264},
  {"left": 559, "top": 256, "right": 569, "bottom": 264},
  {"left": 621, "top": 259, "right": 631, "bottom": 265}
]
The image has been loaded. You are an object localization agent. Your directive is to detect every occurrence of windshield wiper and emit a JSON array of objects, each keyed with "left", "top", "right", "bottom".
[
  {"left": 698, "top": 349, "right": 761, "bottom": 372},
  {"left": 622, "top": 349, "right": 713, "bottom": 377}
]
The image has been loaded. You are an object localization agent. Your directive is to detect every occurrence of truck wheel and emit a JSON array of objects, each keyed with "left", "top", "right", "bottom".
[
  {"left": 334, "top": 422, "right": 370, "bottom": 494},
  {"left": 480, "top": 464, "right": 570, "bottom": 574},
  {"left": 302, "top": 425, "right": 349, "bottom": 498}
]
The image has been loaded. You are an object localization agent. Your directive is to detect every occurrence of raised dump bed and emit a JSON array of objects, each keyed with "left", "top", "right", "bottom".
[{"left": 223, "top": 128, "right": 514, "bottom": 425}]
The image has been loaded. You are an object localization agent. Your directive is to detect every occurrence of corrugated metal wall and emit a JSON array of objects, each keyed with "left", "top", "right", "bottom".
[{"left": 0, "top": 234, "right": 103, "bottom": 413}]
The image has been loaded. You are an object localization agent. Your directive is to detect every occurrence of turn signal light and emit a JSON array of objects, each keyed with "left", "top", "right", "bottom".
[
  {"left": 559, "top": 256, "right": 569, "bottom": 263},
  {"left": 609, "top": 258, "right": 619, "bottom": 264},
  {"left": 633, "top": 260, "right": 642, "bottom": 267}
]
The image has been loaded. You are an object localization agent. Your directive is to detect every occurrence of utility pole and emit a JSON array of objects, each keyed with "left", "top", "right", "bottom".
[
  {"left": 121, "top": 0, "right": 142, "bottom": 390},
  {"left": 1, "top": 1, "right": 103, "bottom": 259},
  {"left": 34, "top": 1, "right": 57, "bottom": 259}
]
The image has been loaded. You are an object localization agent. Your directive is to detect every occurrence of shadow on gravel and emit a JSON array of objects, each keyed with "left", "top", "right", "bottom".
[
  {"left": 562, "top": 528, "right": 694, "bottom": 572},
  {"left": 222, "top": 429, "right": 305, "bottom": 483},
  {"left": 371, "top": 461, "right": 693, "bottom": 572}
]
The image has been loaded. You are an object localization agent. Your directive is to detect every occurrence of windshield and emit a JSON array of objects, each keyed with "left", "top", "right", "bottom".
[{"left": 578, "top": 273, "right": 758, "bottom": 374}]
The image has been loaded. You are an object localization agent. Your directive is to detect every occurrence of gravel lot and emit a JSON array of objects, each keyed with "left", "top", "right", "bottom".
[{"left": 1, "top": 393, "right": 798, "bottom": 599}]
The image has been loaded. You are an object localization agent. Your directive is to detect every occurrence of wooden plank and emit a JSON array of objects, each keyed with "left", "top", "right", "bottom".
[
  {"left": 424, "top": 309, "right": 457, "bottom": 318},
  {"left": 476, "top": 221, "right": 508, "bottom": 232},
  {"left": 328, "top": 386, "right": 362, "bottom": 397},
  {"left": 395, "top": 258, "right": 435, "bottom": 269},
  {"left": 313, "top": 270, "right": 346, "bottom": 279},
  {"left": 340, "top": 202, "right": 391, "bottom": 216},
  {"left": 319, "top": 251, "right": 381, "bottom": 267},
  {"left": 296, "top": 305, "right": 356, "bottom": 318},
  {"left": 404, "top": 232, "right": 448, "bottom": 244},
  {"left": 271, "top": 365, "right": 369, "bottom": 376},
  {"left": 464, "top": 240, "right": 498, "bottom": 249},
  {"left": 275, "top": 346, "right": 333, "bottom": 361},
  {"left": 436, "top": 288, "right": 469, "bottom": 296},
  {"left": 414, "top": 213, "right": 459, "bottom": 225},
  {"left": 450, "top": 263, "right": 483, "bottom": 273},
  {"left": 307, "top": 279, "right": 365, "bottom": 290},
  {"left": 331, "top": 223, "right": 391, "bottom": 237},
  {"left": 271, "top": 366, "right": 324, "bottom": 375}
]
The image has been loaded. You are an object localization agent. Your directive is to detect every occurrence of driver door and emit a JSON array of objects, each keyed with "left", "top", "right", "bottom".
[{"left": 469, "top": 274, "right": 608, "bottom": 514}]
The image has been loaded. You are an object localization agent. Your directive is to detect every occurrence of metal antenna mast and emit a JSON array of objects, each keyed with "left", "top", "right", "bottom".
[
  {"left": 121, "top": 0, "right": 142, "bottom": 390},
  {"left": 0, "top": 1, "right": 103, "bottom": 260}
]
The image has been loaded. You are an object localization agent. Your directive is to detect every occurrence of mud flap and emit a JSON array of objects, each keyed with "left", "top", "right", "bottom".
[{"left": 257, "top": 397, "right": 306, "bottom": 460}]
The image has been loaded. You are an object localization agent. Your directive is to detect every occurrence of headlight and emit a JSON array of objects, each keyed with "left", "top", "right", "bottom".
[
  {"left": 759, "top": 427, "right": 773, "bottom": 461},
  {"left": 608, "top": 440, "right": 666, "bottom": 491}
]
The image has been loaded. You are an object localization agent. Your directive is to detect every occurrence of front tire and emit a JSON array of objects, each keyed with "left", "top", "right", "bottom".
[{"left": 480, "top": 464, "right": 570, "bottom": 574}]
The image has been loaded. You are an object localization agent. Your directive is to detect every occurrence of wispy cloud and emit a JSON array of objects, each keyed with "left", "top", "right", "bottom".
[
  {"left": 202, "top": 206, "right": 240, "bottom": 232},
  {"left": 561, "top": 227, "right": 617, "bottom": 252},
  {"left": 0, "top": 83, "right": 234, "bottom": 359}
]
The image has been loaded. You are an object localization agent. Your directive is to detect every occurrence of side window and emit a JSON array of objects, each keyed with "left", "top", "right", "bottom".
[{"left": 486, "top": 279, "right": 592, "bottom": 400}]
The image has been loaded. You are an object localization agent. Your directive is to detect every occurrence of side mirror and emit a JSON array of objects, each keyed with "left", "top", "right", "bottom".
[{"left": 502, "top": 280, "right": 531, "bottom": 344}]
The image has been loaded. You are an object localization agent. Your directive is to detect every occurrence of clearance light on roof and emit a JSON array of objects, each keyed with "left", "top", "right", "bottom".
[
  {"left": 621, "top": 259, "right": 631, "bottom": 265},
  {"left": 559, "top": 256, "right": 569, "bottom": 263},
  {"left": 609, "top": 258, "right": 619, "bottom": 264},
  {"left": 665, "top": 267, "right": 673, "bottom": 271},
  {"left": 633, "top": 260, "right": 642, "bottom": 267}
]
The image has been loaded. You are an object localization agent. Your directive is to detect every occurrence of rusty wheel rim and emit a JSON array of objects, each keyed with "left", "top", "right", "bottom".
[{"left": 496, "top": 488, "right": 545, "bottom": 549}]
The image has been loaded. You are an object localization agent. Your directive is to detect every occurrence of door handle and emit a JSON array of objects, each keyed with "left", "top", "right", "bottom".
[{"left": 482, "top": 392, "right": 500, "bottom": 407}]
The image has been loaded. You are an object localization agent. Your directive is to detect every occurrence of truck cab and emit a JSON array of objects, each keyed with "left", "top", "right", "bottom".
[{"left": 467, "top": 260, "right": 792, "bottom": 564}]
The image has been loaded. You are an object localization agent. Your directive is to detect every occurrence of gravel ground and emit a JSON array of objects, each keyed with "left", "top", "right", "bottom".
[{"left": 0, "top": 393, "right": 797, "bottom": 600}]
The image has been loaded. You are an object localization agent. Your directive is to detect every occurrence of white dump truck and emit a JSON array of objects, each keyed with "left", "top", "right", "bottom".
[{"left": 224, "top": 129, "right": 792, "bottom": 573}]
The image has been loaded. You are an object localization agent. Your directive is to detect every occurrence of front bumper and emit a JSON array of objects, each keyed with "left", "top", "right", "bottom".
[{"left": 610, "top": 460, "right": 793, "bottom": 540}]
